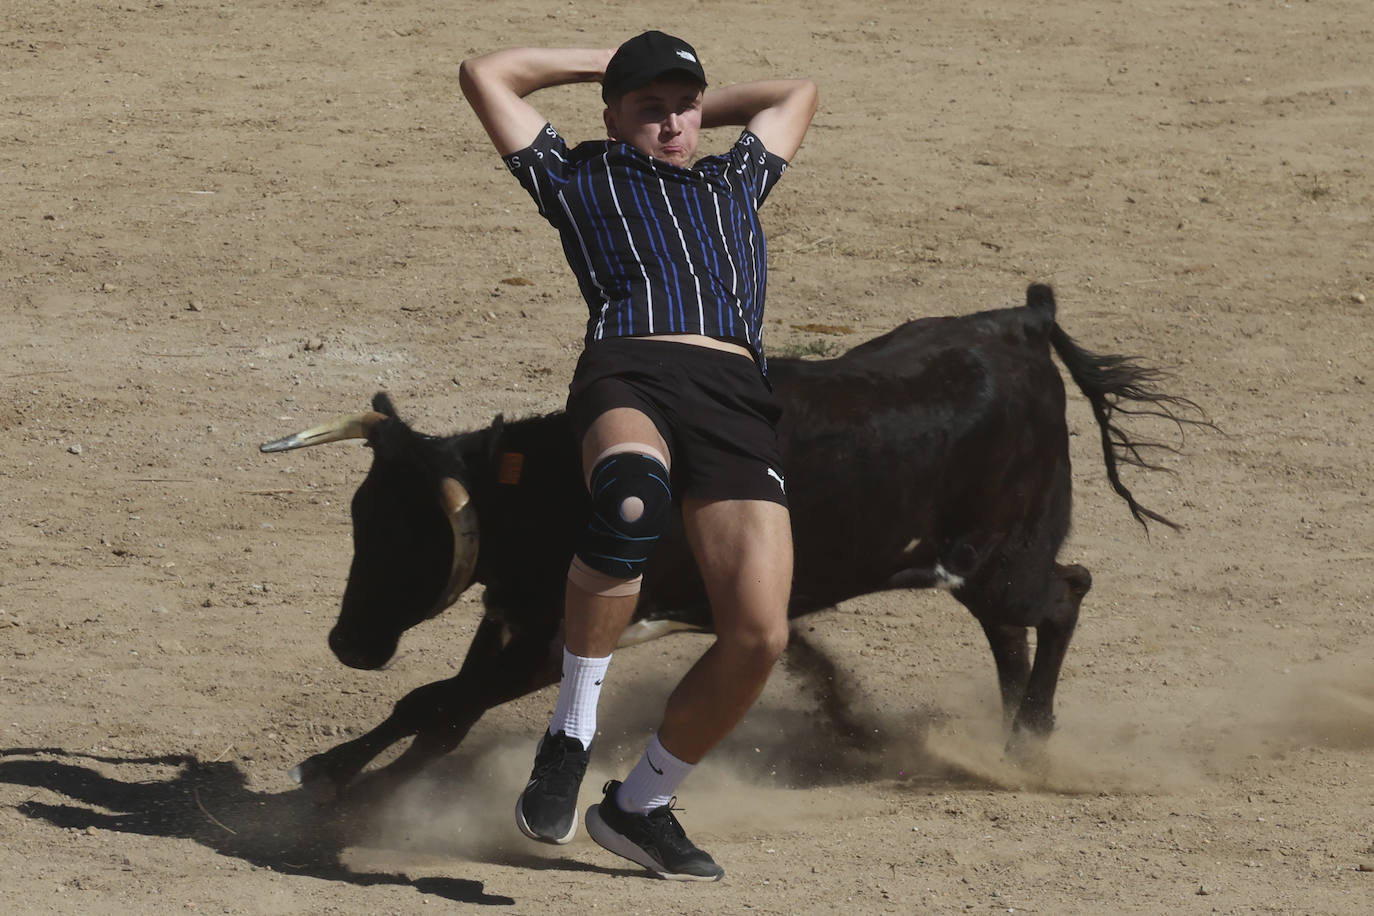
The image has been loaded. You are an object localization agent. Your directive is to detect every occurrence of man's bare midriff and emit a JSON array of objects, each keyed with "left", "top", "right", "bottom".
[{"left": 637, "top": 333, "right": 754, "bottom": 360}]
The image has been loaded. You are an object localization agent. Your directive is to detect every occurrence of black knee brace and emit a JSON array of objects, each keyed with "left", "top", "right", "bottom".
[{"left": 576, "top": 451, "right": 673, "bottom": 580}]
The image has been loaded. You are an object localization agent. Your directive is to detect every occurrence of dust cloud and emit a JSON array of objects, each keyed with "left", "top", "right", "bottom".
[{"left": 343, "top": 654, "right": 1374, "bottom": 866}]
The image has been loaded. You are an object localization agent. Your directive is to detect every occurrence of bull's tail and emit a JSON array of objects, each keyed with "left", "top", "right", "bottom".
[{"left": 1030, "top": 284, "right": 1212, "bottom": 532}]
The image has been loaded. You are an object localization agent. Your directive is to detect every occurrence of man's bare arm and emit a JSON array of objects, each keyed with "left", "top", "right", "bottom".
[
  {"left": 700, "top": 79, "right": 818, "bottom": 162},
  {"left": 459, "top": 47, "right": 615, "bottom": 156}
]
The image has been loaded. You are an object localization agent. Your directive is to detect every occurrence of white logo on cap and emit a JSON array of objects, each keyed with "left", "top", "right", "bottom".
[{"left": 675, "top": 49, "right": 697, "bottom": 63}]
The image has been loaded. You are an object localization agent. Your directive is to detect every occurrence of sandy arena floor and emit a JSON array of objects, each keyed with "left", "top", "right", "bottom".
[{"left": 3, "top": 1, "right": 1372, "bottom": 912}]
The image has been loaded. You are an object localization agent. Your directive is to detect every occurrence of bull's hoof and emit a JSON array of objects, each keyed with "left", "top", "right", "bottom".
[
  {"left": 287, "top": 753, "right": 350, "bottom": 800},
  {"left": 288, "top": 753, "right": 324, "bottom": 785},
  {"left": 1004, "top": 725, "right": 1051, "bottom": 775}
]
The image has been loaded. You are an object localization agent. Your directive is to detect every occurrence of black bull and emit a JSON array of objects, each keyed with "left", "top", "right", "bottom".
[{"left": 261, "top": 284, "right": 1206, "bottom": 795}]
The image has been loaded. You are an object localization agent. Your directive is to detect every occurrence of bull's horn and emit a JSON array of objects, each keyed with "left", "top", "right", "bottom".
[
  {"left": 435, "top": 477, "right": 480, "bottom": 611},
  {"left": 259, "top": 411, "right": 387, "bottom": 453}
]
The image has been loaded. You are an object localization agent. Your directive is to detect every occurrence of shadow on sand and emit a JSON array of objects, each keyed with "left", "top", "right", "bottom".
[{"left": 0, "top": 745, "right": 638, "bottom": 906}]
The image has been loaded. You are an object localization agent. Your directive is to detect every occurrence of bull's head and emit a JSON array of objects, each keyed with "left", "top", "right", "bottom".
[{"left": 260, "top": 394, "right": 479, "bottom": 669}]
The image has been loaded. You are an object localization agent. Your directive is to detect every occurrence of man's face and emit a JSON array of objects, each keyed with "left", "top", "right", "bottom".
[{"left": 604, "top": 78, "right": 704, "bottom": 168}]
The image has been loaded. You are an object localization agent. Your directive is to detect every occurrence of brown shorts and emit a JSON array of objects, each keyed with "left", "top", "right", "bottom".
[{"left": 567, "top": 337, "right": 788, "bottom": 507}]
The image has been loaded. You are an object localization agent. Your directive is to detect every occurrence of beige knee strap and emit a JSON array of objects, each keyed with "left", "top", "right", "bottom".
[{"left": 568, "top": 556, "right": 643, "bottom": 597}]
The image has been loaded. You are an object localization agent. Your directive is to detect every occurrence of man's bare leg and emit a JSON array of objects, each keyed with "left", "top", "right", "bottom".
[
  {"left": 657, "top": 497, "right": 793, "bottom": 763},
  {"left": 516, "top": 407, "right": 669, "bottom": 844},
  {"left": 587, "top": 496, "right": 791, "bottom": 880},
  {"left": 563, "top": 406, "right": 670, "bottom": 656}
]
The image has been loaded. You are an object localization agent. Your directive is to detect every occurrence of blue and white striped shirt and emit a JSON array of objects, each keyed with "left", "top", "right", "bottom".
[{"left": 503, "top": 124, "right": 787, "bottom": 369}]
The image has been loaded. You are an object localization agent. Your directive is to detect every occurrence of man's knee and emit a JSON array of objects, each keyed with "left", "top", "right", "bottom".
[
  {"left": 572, "top": 450, "right": 672, "bottom": 592},
  {"left": 720, "top": 616, "right": 790, "bottom": 668}
]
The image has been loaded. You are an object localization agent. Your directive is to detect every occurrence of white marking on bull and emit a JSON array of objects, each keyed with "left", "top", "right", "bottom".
[
  {"left": 933, "top": 562, "right": 965, "bottom": 591},
  {"left": 617, "top": 619, "right": 703, "bottom": 648},
  {"left": 901, "top": 537, "right": 921, "bottom": 555}
]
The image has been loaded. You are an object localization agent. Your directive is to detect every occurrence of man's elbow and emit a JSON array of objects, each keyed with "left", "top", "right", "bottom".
[
  {"left": 780, "top": 79, "right": 819, "bottom": 130},
  {"left": 458, "top": 58, "right": 483, "bottom": 103},
  {"left": 459, "top": 54, "right": 510, "bottom": 105}
]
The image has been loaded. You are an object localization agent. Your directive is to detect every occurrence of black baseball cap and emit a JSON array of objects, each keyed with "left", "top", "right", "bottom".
[{"left": 602, "top": 31, "right": 707, "bottom": 103}]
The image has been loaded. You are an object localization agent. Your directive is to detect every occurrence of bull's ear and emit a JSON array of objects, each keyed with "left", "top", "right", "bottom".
[
  {"left": 485, "top": 414, "right": 507, "bottom": 464},
  {"left": 371, "top": 391, "right": 399, "bottom": 419}
]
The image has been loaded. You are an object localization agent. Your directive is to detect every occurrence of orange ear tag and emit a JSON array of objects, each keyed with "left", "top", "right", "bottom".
[{"left": 498, "top": 452, "right": 525, "bottom": 485}]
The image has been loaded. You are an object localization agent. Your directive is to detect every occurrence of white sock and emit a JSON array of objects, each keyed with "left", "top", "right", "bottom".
[
  {"left": 615, "top": 732, "right": 694, "bottom": 814},
  {"left": 547, "top": 648, "right": 611, "bottom": 749}
]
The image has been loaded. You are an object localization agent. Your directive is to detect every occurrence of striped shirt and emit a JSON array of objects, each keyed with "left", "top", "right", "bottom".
[{"left": 503, "top": 123, "right": 788, "bottom": 370}]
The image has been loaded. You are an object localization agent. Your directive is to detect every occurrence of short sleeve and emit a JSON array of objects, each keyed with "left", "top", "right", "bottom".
[
  {"left": 722, "top": 130, "right": 789, "bottom": 207},
  {"left": 501, "top": 123, "right": 571, "bottom": 221}
]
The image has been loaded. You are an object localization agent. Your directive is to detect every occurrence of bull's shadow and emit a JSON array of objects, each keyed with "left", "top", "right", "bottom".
[{"left": 0, "top": 746, "right": 628, "bottom": 904}]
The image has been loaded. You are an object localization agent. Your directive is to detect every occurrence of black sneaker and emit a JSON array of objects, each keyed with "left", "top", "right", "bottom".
[
  {"left": 515, "top": 731, "right": 590, "bottom": 844},
  {"left": 585, "top": 780, "right": 725, "bottom": 881}
]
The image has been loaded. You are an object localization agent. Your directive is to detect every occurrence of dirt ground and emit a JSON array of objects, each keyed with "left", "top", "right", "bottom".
[{"left": 3, "top": 0, "right": 1372, "bottom": 912}]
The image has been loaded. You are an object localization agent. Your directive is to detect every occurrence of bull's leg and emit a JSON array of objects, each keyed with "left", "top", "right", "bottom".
[
  {"left": 360, "top": 625, "right": 563, "bottom": 789},
  {"left": 783, "top": 627, "right": 885, "bottom": 752},
  {"left": 1010, "top": 563, "right": 1091, "bottom": 741},
  {"left": 292, "top": 614, "right": 560, "bottom": 796},
  {"left": 977, "top": 620, "right": 1031, "bottom": 728}
]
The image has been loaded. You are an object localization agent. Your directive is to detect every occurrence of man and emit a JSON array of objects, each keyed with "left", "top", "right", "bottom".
[{"left": 459, "top": 31, "right": 817, "bottom": 881}]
